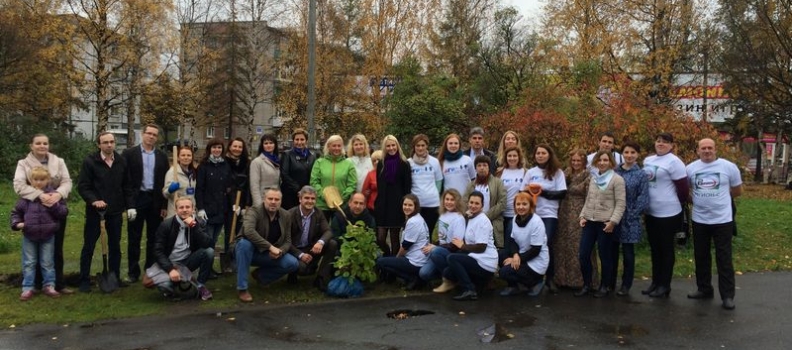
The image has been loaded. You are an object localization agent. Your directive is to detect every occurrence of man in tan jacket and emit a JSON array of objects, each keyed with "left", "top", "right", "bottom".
[{"left": 234, "top": 188, "right": 298, "bottom": 302}]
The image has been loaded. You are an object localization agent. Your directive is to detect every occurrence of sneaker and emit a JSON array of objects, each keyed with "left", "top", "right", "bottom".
[
  {"left": 42, "top": 286, "right": 61, "bottom": 298},
  {"left": 19, "top": 290, "right": 34, "bottom": 301},
  {"left": 198, "top": 286, "right": 213, "bottom": 301}
]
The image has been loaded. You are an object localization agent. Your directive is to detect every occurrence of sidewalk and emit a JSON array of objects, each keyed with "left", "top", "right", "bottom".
[{"left": 1, "top": 271, "right": 790, "bottom": 349}]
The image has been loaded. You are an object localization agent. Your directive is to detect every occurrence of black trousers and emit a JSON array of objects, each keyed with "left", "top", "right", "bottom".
[
  {"left": 645, "top": 212, "right": 682, "bottom": 289},
  {"left": 127, "top": 191, "right": 163, "bottom": 279},
  {"left": 692, "top": 221, "right": 735, "bottom": 299}
]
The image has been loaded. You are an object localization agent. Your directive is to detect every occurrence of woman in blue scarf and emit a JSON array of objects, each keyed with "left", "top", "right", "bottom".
[
  {"left": 250, "top": 134, "right": 281, "bottom": 205},
  {"left": 575, "top": 150, "right": 626, "bottom": 298},
  {"left": 281, "top": 129, "right": 316, "bottom": 210}
]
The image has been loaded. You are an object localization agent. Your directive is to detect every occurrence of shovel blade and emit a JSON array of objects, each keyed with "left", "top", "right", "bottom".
[{"left": 98, "top": 271, "right": 119, "bottom": 293}]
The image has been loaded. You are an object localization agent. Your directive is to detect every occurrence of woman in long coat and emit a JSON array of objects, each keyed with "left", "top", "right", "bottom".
[{"left": 374, "top": 135, "right": 412, "bottom": 256}]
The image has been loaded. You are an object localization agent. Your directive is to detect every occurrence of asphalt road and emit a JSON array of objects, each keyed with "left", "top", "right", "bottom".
[{"left": 2, "top": 271, "right": 790, "bottom": 350}]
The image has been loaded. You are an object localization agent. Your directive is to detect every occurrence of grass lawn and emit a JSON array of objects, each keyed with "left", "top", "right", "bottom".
[{"left": 0, "top": 183, "right": 790, "bottom": 326}]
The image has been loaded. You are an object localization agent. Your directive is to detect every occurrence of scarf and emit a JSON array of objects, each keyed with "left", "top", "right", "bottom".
[
  {"left": 443, "top": 149, "right": 463, "bottom": 162},
  {"left": 383, "top": 152, "right": 400, "bottom": 184},
  {"left": 515, "top": 213, "right": 533, "bottom": 228},
  {"left": 208, "top": 155, "right": 225, "bottom": 164},
  {"left": 262, "top": 151, "right": 280, "bottom": 166},
  {"left": 292, "top": 147, "right": 309, "bottom": 159},
  {"left": 595, "top": 169, "right": 614, "bottom": 191},
  {"left": 412, "top": 153, "right": 429, "bottom": 165},
  {"left": 475, "top": 174, "right": 489, "bottom": 185}
]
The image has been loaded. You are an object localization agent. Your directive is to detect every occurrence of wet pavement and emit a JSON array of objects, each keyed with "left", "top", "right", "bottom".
[{"left": 2, "top": 271, "right": 790, "bottom": 349}]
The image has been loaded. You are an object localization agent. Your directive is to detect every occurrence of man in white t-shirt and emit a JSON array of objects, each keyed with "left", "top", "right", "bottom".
[
  {"left": 685, "top": 138, "right": 742, "bottom": 310},
  {"left": 587, "top": 132, "right": 624, "bottom": 176}
]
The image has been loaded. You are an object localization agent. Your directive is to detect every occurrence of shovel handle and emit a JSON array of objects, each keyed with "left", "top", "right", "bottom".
[{"left": 228, "top": 191, "right": 243, "bottom": 245}]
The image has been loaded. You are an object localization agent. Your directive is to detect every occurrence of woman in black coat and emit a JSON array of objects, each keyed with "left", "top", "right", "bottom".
[
  {"left": 374, "top": 135, "right": 412, "bottom": 256},
  {"left": 223, "top": 137, "right": 251, "bottom": 257},
  {"left": 281, "top": 128, "right": 316, "bottom": 210},
  {"left": 195, "top": 138, "right": 232, "bottom": 253}
]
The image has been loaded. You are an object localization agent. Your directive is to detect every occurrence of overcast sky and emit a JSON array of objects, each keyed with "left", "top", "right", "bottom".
[{"left": 506, "top": 0, "right": 543, "bottom": 20}]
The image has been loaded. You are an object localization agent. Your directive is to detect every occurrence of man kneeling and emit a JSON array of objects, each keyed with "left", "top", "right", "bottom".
[
  {"left": 287, "top": 186, "right": 338, "bottom": 291},
  {"left": 145, "top": 196, "right": 214, "bottom": 300}
]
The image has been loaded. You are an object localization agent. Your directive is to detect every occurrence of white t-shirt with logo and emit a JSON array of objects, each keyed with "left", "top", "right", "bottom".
[
  {"left": 442, "top": 156, "right": 476, "bottom": 197},
  {"left": 526, "top": 167, "right": 567, "bottom": 219},
  {"left": 511, "top": 215, "right": 549, "bottom": 274},
  {"left": 686, "top": 158, "right": 742, "bottom": 224},
  {"left": 403, "top": 214, "right": 430, "bottom": 267},
  {"left": 499, "top": 168, "right": 528, "bottom": 217},
  {"left": 465, "top": 213, "right": 498, "bottom": 273},
  {"left": 474, "top": 182, "right": 491, "bottom": 212},
  {"left": 409, "top": 156, "right": 443, "bottom": 208},
  {"left": 643, "top": 153, "right": 687, "bottom": 217},
  {"left": 437, "top": 212, "right": 466, "bottom": 244}
]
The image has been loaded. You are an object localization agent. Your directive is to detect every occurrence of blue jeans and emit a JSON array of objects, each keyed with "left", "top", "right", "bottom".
[
  {"left": 22, "top": 236, "right": 55, "bottom": 291},
  {"left": 443, "top": 253, "right": 494, "bottom": 292},
  {"left": 541, "top": 217, "right": 559, "bottom": 281},
  {"left": 235, "top": 238, "right": 299, "bottom": 290},
  {"left": 376, "top": 256, "right": 421, "bottom": 283},
  {"left": 419, "top": 246, "right": 451, "bottom": 281},
  {"left": 579, "top": 221, "right": 616, "bottom": 288},
  {"left": 79, "top": 210, "right": 122, "bottom": 285},
  {"left": 613, "top": 242, "right": 635, "bottom": 289}
]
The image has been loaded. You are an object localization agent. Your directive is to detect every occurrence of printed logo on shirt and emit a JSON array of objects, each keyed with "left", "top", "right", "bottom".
[
  {"left": 412, "top": 165, "right": 434, "bottom": 174},
  {"left": 444, "top": 164, "right": 468, "bottom": 174},
  {"left": 694, "top": 172, "right": 720, "bottom": 190},
  {"left": 502, "top": 176, "right": 524, "bottom": 185},
  {"left": 644, "top": 165, "right": 658, "bottom": 183},
  {"left": 529, "top": 175, "right": 542, "bottom": 182},
  {"left": 438, "top": 220, "right": 449, "bottom": 241}
]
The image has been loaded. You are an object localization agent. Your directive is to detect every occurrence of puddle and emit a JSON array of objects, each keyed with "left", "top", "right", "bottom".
[
  {"left": 386, "top": 309, "right": 435, "bottom": 320},
  {"left": 478, "top": 323, "right": 514, "bottom": 343}
]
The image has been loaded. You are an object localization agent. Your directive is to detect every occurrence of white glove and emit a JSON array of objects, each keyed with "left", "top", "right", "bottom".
[
  {"left": 127, "top": 209, "right": 138, "bottom": 222},
  {"left": 232, "top": 205, "right": 241, "bottom": 216},
  {"left": 197, "top": 210, "right": 208, "bottom": 222}
]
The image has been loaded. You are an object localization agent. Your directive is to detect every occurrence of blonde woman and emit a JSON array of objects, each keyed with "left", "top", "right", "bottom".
[
  {"left": 347, "top": 134, "right": 372, "bottom": 193},
  {"left": 311, "top": 135, "right": 357, "bottom": 221},
  {"left": 374, "top": 135, "right": 412, "bottom": 256},
  {"left": 496, "top": 131, "right": 524, "bottom": 169},
  {"left": 162, "top": 146, "right": 197, "bottom": 217}
]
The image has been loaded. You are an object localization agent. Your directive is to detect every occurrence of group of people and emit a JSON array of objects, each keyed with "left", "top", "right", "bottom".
[{"left": 10, "top": 125, "right": 742, "bottom": 310}]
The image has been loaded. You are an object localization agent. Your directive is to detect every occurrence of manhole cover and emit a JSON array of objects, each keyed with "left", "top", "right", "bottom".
[{"left": 387, "top": 309, "right": 435, "bottom": 320}]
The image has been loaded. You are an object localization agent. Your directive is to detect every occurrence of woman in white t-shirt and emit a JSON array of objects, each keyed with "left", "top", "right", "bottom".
[
  {"left": 497, "top": 146, "right": 529, "bottom": 255},
  {"left": 499, "top": 192, "right": 548, "bottom": 296},
  {"left": 435, "top": 191, "right": 499, "bottom": 301},
  {"left": 641, "top": 133, "right": 688, "bottom": 298},
  {"left": 420, "top": 189, "right": 466, "bottom": 284},
  {"left": 437, "top": 133, "right": 475, "bottom": 197},
  {"left": 374, "top": 194, "right": 430, "bottom": 290},
  {"left": 526, "top": 144, "right": 567, "bottom": 293},
  {"left": 409, "top": 134, "right": 444, "bottom": 232},
  {"left": 347, "top": 134, "right": 372, "bottom": 193}
]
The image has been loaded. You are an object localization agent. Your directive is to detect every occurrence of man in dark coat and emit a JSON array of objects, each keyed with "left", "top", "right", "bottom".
[
  {"left": 464, "top": 127, "right": 496, "bottom": 175},
  {"left": 287, "top": 186, "right": 338, "bottom": 291},
  {"left": 149, "top": 196, "right": 214, "bottom": 301},
  {"left": 122, "top": 124, "right": 169, "bottom": 283},
  {"left": 77, "top": 132, "right": 135, "bottom": 293}
]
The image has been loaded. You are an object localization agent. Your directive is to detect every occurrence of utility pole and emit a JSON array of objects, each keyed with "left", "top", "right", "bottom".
[{"left": 307, "top": 0, "right": 317, "bottom": 149}]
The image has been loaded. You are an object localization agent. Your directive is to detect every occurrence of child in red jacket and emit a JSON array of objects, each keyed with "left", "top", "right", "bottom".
[{"left": 11, "top": 167, "right": 68, "bottom": 301}]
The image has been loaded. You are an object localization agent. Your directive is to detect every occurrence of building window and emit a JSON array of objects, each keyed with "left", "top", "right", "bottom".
[
  {"left": 224, "top": 127, "right": 230, "bottom": 139},
  {"left": 206, "top": 126, "right": 215, "bottom": 138}
]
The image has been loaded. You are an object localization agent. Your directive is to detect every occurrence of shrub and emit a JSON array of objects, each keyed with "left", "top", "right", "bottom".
[{"left": 333, "top": 222, "right": 380, "bottom": 284}]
